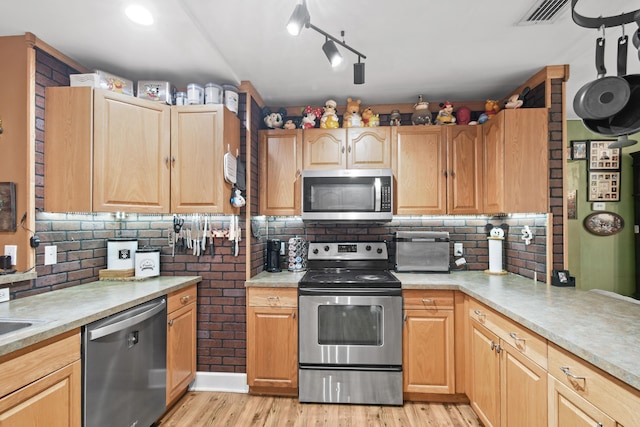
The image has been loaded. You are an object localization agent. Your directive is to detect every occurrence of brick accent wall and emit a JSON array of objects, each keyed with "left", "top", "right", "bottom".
[{"left": 549, "top": 78, "right": 565, "bottom": 272}]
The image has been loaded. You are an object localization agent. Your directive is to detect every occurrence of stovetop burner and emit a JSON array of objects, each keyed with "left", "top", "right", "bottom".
[{"left": 299, "top": 268, "right": 400, "bottom": 288}]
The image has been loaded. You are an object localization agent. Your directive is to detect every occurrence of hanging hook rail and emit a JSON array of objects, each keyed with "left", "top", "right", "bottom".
[{"left": 572, "top": 0, "right": 639, "bottom": 29}]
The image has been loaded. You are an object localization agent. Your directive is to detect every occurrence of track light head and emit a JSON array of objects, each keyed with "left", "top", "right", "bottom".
[
  {"left": 322, "top": 39, "right": 343, "bottom": 67},
  {"left": 287, "top": 1, "right": 310, "bottom": 36},
  {"left": 354, "top": 61, "right": 365, "bottom": 84}
]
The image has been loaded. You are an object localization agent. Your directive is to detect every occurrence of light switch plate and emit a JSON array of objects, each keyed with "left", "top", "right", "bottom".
[
  {"left": 3, "top": 245, "right": 17, "bottom": 266},
  {"left": 454, "top": 243, "right": 463, "bottom": 256},
  {"left": 44, "top": 245, "right": 57, "bottom": 265},
  {"left": 592, "top": 202, "right": 606, "bottom": 211}
]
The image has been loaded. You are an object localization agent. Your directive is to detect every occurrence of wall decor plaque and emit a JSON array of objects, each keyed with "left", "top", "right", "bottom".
[
  {"left": 0, "top": 182, "right": 17, "bottom": 232},
  {"left": 583, "top": 212, "right": 624, "bottom": 236}
]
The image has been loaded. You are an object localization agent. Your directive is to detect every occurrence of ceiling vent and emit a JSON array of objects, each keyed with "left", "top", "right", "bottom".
[{"left": 518, "top": 0, "right": 570, "bottom": 25}]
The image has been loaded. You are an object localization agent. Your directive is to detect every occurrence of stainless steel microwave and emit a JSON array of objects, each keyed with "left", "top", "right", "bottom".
[{"left": 301, "top": 169, "right": 393, "bottom": 222}]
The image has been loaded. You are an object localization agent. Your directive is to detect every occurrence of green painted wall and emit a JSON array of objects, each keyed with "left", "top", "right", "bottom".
[{"left": 566, "top": 120, "right": 639, "bottom": 296}]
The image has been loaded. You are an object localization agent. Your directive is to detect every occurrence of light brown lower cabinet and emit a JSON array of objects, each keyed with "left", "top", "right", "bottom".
[
  {"left": 167, "top": 284, "right": 198, "bottom": 407},
  {"left": 246, "top": 287, "right": 298, "bottom": 396},
  {"left": 467, "top": 298, "right": 547, "bottom": 427},
  {"left": 0, "top": 330, "right": 81, "bottom": 426},
  {"left": 548, "top": 376, "right": 615, "bottom": 427},
  {"left": 403, "top": 290, "right": 456, "bottom": 399}
]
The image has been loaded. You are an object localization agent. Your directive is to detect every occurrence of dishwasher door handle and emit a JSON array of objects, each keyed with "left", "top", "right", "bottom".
[{"left": 88, "top": 299, "right": 166, "bottom": 341}]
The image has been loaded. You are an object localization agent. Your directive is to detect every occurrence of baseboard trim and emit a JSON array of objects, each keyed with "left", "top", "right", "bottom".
[{"left": 190, "top": 372, "right": 249, "bottom": 394}]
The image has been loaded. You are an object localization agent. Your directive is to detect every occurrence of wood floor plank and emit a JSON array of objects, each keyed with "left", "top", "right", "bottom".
[{"left": 158, "top": 392, "right": 482, "bottom": 427}]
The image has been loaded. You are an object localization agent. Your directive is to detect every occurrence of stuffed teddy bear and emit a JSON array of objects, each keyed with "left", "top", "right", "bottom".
[
  {"left": 484, "top": 99, "right": 500, "bottom": 119},
  {"left": 361, "top": 107, "right": 379, "bottom": 127},
  {"left": 435, "top": 102, "right": 456, "bottom": 125},
  {"left": 320, "top": 99, "right": 340, "bottom": 129},
  {"left": 301, "top": 106, "right": 322, "bottom": 129},
  {"left": 342, "top": 97, "right": 362, "bottom": 128},
  {"left": 262, "top": 107, "right": 287, "bottom": 129}
]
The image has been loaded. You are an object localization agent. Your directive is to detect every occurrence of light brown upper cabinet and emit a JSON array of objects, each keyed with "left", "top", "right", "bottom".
[
  {"left": 259, "top": 129, "right": 303, "bottom": 216},
  {"left": 303, "top": 127, "right": 391, "bottom": 170},
  {"left": 393, "top": 125, "right": 482, "bottom": 215},
  {"left": 170, "top": 105, "right": 240, "bottom": 214},
  {"left": 45, "top": 87, "right": 239, "bottom": 214},
  {"left": 482, "top": 109, "right": 548, "bottom": 214}
]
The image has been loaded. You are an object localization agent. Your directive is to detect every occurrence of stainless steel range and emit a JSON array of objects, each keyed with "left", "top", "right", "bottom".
[{"left": 298, "top": 241, "right": 403, "bottom": 406}]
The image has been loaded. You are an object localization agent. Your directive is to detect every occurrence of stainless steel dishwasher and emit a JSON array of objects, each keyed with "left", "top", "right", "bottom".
[{"left": 83, "top": 296, "right": 167, "bottom": 427}]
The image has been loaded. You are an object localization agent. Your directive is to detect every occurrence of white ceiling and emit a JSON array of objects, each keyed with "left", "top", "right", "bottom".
[{"left": 2, "top": 0, "right": 639, "bottom": 119}]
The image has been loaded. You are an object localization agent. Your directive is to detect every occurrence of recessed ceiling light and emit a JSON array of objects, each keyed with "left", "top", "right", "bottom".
[{"left": 125, "top": 5, "right": 154, "bottom": 26}]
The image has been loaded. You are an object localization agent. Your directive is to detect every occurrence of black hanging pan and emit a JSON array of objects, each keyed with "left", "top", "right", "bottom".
[
  {"left": 573, "top": 33, "right": 631, "bottom": 120},
  {"left": 583, "top": 32, "right": 640, "bottom": 137}
]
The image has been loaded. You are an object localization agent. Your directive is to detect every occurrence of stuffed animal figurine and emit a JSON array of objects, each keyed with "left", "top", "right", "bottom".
[
  {"left": 485, "top": 223, "right": 509, "bottom": 238},
  {"left": 343, "top": 97, "right": 362, "bottom": 128},
  {"left": 283, "top": 119, "right": 297, "bottom": 129},
  {"left": 320, "top": 99, "right": 340, "bottom": 128},
  {"left": 301, "top": 106, "right": 322, "bottom": 129},
  {"left": 484, "top": 99, "right": 500, "bottom": 119},
  {"left": 361, "top": 107, "right": 379, "bottom": 127},
  {"left": 435, "top": 102, "right": 456, "bottom": 125},
  {"left": 262, "top": 107, "right": 287, "bottom": 129},
  {"left": 504, "top": 86, "right": 530, "bottom": 109},
  {"left": 456, "top": 106, "right": 472, "bottom": 125}
]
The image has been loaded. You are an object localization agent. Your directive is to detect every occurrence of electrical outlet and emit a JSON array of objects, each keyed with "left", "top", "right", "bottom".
[
  {"left": 454, "top": 243, "right": 463, "bottom": 257},
  {"left": 44, "top": 245, "right": 57, "bottom": 265},
  {"left": 0, "top": 288, "right": 9, "bottom": 303},
  {"left": 3, "top": 245, "right": 17, "bottom": 266},
  {"left": 280, "top": 241, "right": 285, "bottom": 255}
]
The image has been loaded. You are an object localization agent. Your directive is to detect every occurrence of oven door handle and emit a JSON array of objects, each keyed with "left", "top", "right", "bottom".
[{"left": 298, "top": 288, "right": 402, "bottom": 297}]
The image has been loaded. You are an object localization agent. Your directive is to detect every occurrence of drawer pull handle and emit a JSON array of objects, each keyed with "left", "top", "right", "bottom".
[
  {"left": 168, "top": 319, "right": 174, "bottom": 326},
  {"left": 267, "top": 296, "right": 279, "bottom": 301},
  {"left": 474, "top": 309, "right": 483, "bottom": 315},
  {"left": 560, "top": 366, "right": 586, "bottom": 380},
  {"left": 509, "top": 332, "right": 526, "bottom": 342},
  {"left": 474, "top": 309, "right": 486, "bottom": 321},
  {"left": 422, "top": 298, "right": 434, "bottom": 303}
]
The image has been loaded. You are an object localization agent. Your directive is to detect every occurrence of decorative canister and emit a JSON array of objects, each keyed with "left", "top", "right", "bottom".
[
  {"left": 389, "top": 109, "right": 402, "bottom": 126},
  {"left": 411, "top": 95, "right": 431, "bottom": 125},
  {"left": 175, "top": 91, "right": 188, "bottom": 105},
  {"left": 205, "top": 83, "right": 223, "bottom": 104},
  {"left": 222, "top": 84, "right": 239, "bottom": 114},
  {"left": 187, "top": 83, "right": 204, "bottom": 105},
  {"left": 107, "top": 238, "right": 138, "bottom": 270},
  {"left": 135, "top": 247, "right": 160, "bottom": 278},
  {"left": 287, "top": 237, "right": 307, "bottom": 272}
]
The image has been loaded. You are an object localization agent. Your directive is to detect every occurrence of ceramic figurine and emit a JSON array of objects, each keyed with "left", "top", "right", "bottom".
[
  {"left": 320, "top": 99, "right": 340, "bottom": 128},
  {"left": 411, "top": 95, "right": 431, "bottom": 125},
  {"left": 389, "top": 109, "right": 401, "bottom": 126},
  {"left": 343, "top": 97, "right": 362, "bottom": 128},
  {"left": 435, "top": 101, "right": 456, "bottom": 125}
]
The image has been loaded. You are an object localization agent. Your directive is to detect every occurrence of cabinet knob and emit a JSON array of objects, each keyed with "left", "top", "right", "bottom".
[
  {"left": 292, "top": 312, "right": 296, "bottom": 319},
  {"left": 348, "top": 145, "right": 352, "bottom": 153},
  {"left": 168, "top": 319, "right": 174, "bottom": 326},
  {"left": 450, "top": 170, "right": 455, "bottom": 177},
  {"left": 443, "top": 170, "right": 448, "bottom": 177},
  {"left": 165, "top": 156, "right": 170, "bottom": 166},
  {"left": 180, "top": 295, "right": 190, "bottom": 304},
  {"left": 342, "top": 145, "right": 345, "bottom": 153},
  {"left": 171, "top": 156, "right": 176, "bottom": 166}
]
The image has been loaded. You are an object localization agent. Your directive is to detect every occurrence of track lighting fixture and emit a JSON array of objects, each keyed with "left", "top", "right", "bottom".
[
  {"left": 322, "top": 38, "right": 343, "bottom": 67},
  {"left": 287, "top": 0, "right": 367, "bottom": 84}
]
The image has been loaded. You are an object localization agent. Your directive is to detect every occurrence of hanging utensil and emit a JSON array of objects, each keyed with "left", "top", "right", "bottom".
[{"left": 574, "top": 27, "right": 631, "bottom": 120}]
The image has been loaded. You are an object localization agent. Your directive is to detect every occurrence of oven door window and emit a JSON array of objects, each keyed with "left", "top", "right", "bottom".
[{"left": 317, "top": 305, "right": 382, "bottom": 346}]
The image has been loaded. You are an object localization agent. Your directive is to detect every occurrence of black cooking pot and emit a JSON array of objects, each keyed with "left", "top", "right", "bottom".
[
  {"left": 574, "top": 36, "right": 631, "bottom": 120},
  {"left": 583, "top": 73, "right": 640, "bottom": 136}
]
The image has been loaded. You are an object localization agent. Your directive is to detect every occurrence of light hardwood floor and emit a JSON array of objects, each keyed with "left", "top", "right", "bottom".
[{"left": 157, "top": 392, "right": 483, "bottom": 426}]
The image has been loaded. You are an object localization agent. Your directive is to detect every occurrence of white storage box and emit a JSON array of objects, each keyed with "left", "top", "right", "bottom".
[
  {"left": 137, "top": 80, "right": 176, "bottom": 104},
  {"left": 70, "top": 70, "right": 134, "bottom": 95},
  {"left": 107, "top": 238, "right": 138, "bottom": 270},
  {"left": 135, "top": 247, "right": 160, "bottom": 278}
]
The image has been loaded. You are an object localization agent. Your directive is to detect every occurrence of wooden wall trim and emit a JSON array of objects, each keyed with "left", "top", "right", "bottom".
[
  {"left": 239, "top": 81, "right": 265, "bottom": 109},
  {"left": 25, "top": 32, "right": 90, "bottom": 74}
]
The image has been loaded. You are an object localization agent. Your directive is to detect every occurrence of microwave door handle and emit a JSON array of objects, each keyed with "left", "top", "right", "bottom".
[{"left": 374, "top": 178, "right": 381, "bottom": 212}]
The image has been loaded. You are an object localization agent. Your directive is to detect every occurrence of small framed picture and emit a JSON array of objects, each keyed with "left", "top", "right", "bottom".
[
  {"left": 0, "top": 182, "right": 17, "bottom": 232},
  {"left": 570, "top": 140, "right": 587, "bottom": 160},
  {"left": 588, "top": 171, "right": 620, "bottom": 202},
  {"left": 588, "top": 140, "right": 620, "bottom": 170}
]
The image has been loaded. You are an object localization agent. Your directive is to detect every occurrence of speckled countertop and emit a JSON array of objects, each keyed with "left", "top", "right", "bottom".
[
  {"left": 0, "top": 275, "right": 201, "bottom": 357},
  {"left": 246, "top": 270, "right": 640, "bottom": 391}
]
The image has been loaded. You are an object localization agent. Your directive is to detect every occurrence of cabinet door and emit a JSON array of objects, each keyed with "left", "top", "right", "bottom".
[
  {"left": 93, "top": 90, "right": 171, "bottom": 213},
  {"left": 259, "top": 130, "right": 303, "bottom": 215},
  {"left": 403, "top": 309, "right": 455, "bottom": 395},
  {"left": 247, "top": 306, "right": 298, "bottom": 390},
  {"left": 447, "top": 126, "right": 483, "bottom": 214},
  {"left": 348, "top": 127, "right": 391, "bottom": 169},
  {"left": 548, "top": 377, "right": 616, "bottom": 427},
  {"left": 469, "top": 320, "right": 500, "bottom": 427},
  {"left": 303, "top": 128, "right": 347, "bottom": 170},
  {"left": 171, "top": 105, "right": 239, "bottom": 214},
  {"left": 482, "top": 113, "right": 505, "bottom": 213},
  {"left": 500, "top": 341, "right": 547, "bottom": 427},
  {"left": 167, "top": 302, "right": 197, "bottom": 406},
  {"left": 0, "top": 360, "right": 81, "bottom": 427},
  {"left": 394, "top": 127, "right": 446, "bottom": 214}
]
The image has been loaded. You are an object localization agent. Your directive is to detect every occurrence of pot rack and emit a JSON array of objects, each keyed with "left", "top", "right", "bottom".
[{"left": 571, "top": 0, "right": 639, "bottom": 29}]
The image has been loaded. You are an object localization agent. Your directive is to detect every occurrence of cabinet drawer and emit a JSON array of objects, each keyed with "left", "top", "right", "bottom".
[
  {"left": 403, "top": 290, "right": 454, "bottom": 310},
  {"left": 468, "top": 298, "right": 547, "bottom": 369},
  {"left": 548, "top": 343, "right": 640, "bottom": 427},
  {"left": 168, "top": 284, "right": 197, "bottom": 313},
  {"left": 248, "top": 288, "right": 297, "bottom": 308}
]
